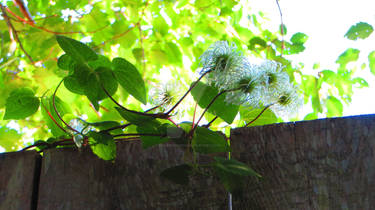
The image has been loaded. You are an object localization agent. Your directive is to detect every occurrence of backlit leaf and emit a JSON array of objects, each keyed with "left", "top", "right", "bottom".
[
  {"left": 192, "top": 126, "right": 230, "bottom": 154},
  {"left": 56, "top": 35, "right": 98, "bottom": 63},
  {"left": 113, "top": 57, "right": 147, "bottom": 104},
  {"left": 191, "top": 82, "right": 239, "bottom": 124},
  {"left": 88, "top": 131, "right": 116, "bottom": 161},
  {"left": 345, "top": 22, "right": 374, "bottom": 40},
  {"left": 4, "top": 88, "right": 40, "bottom": 120}
]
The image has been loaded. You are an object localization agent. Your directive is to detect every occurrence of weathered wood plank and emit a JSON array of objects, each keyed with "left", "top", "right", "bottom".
[
  {"left": 37, "top": 141, "right": 227, "bottom": 210},
  {"left": 230, "top": 114, "right": 375, "bottom": 210},
  {"left": 0, "top": 151, "right": 41, "bottom": 210}
]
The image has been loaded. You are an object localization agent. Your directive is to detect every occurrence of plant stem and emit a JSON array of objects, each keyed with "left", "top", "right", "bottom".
[
  {"left": 53, "top": 79, "right": 80, "bottom": 134},
  {"left": 245, "top": 104, "right": 274, "bottom": 127},
  {"left": 193, "top": 90, "right": 228, "bottom": 131},
  {"left": 101, "top": 123, "right": 131, "bottom": 133},
  {"left": 203, "top": 116, "right": 218, "bottom": 128},
  {"left": 101, "top": 84, "right": 168, "bottom": 119},
  {"left": 40, "top": 99, "right": 68, "bottom": 134},
  {"left": 165, "top": 71, "right": 210, "bottom": 115}
]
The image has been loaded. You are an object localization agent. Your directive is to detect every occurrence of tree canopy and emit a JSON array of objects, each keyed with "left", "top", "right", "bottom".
[{"left": 0, "top": 0, "right": 373, "bottom": 152}]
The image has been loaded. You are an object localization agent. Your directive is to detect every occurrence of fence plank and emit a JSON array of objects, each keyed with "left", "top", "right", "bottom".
[
  {"left": 230, "top": 114, "right": 375, "bottom": 209},
  {"left": 0, "top": 151, "right": 41, "bottom": 210},
  {"left": 37, "top": 141, "right": 227, "bottom": 210}
]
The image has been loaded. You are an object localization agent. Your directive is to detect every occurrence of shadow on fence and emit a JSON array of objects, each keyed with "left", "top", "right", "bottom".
[{"left": 1, "top": 114, "right": 375, "bottom": 210}]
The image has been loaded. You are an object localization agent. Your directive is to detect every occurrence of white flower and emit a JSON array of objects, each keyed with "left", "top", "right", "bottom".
[
  {"left": 263, "top": 83, "right": 302, "bottom": 117},
  {"left": 225, "top": 66, "right": 263, "bottom": 107},
  {"left": 257, "top": 60, "right": 289, "bottom": 91},
  {"left": 149, "top": 81, "right": 184, "bottom": 114},
  {"left": 199, "top": 41, "right": 249, "bottom": 90}
]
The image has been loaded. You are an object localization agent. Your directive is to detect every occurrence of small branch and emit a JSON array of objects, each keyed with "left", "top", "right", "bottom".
[
  {"left": 193, "top": 90, "right": 227, "bottom": 130},
  {"left": 275, "top": 0, "right": 285, "bottom": 56},
  {"left": 1, "top": 4, "right": 33, "bottom": 63},
  {"left": 191, "top": 103, "right": 198, "bottom": 130},
  {"left": 101, "top": 123, "right": 131, "bottom": 133},
  {"left": 245, "top": 104, "right": 274, "bottom": 127},
  {"left": 166, "top": 71, "right": 210, "bottom": 115},
  {"left": 40, "top": 98, "right": 68, "bottom": 134},
  {"left": 53, "top": 79, "right": 80, "bottom": 133},
  {"left": 203, "top": 116, "right": 218, "bottom": 128},
  {"left": 101, "top": 85, "right": 168, "bottom": 119},
  {"left": 144, "top": 104, "right": 162, "bottom": 113},
  {"left": 6, "top": 6, "right": 108, "bottom": 35}
]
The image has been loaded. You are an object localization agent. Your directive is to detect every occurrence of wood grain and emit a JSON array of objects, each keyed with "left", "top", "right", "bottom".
[
  {"left": 230, "top": 114, "right": 375, "bottom": 210},
  {"left": 0, "top": 151, "right": 41, "bottom": 210}
]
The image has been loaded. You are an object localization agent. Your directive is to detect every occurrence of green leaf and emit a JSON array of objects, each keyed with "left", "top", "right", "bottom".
[
  {"left": 160, "top": 164, "right": 193, "bottom": 185},
  {"left": 239, "top": 107, "right": 278, "bottom": 127},
  {"left": 213, "top": 156, "right": 261, "bottom": 194},
  {"left": 368, "top": 51, "right": 375, "bottom": 75},
  {"left": 152, "top": 16, "right": 169, "bottom": 36},
  {"left": 304, "top": 112, "right": 318, "bottom": 120},
  {"left": 64, "top": 75, "right": 85, "bottom": 95},
  {"left": 192, "top": 126, "right": 230, "bottom": 154},
  {"left": 56, "top": 35, "right": 98, "bottom": 63},
  {"left": 4, "top": 88, "right": 40, "bottom": 120},
  {"left": 345, "top": 22, "right": 374, "bottom": 40},
  {"left": 88, "top": 55, "right": 112, "bottom": 70},
  {"left": 326, "top": 96, "right": 343, "bottom": 117},
  {"left": 136, "top": 121, "right": 169, "bottom": 148},
  {"left": 213, "top": 157, "right": 261, "bottom": 177},
  {"left": 248, "top": 37, "right": 267, "bottom": 51},
  {"left": 115, "top": 107, "right": 154, "bottom": 125},
  {"left": 65, "top": 65, "right": 118, "bottom": 110},
  {"left": 165, "top": 42, "right": 183, "bottom": 66},
  {"left": 279, "top": 24, "right": 287, "bottom": 35},
  {"left": 57, "top": 54, "right": 76, "bottom": 71},
  {"left": 336, "top": 48, "right": 360, "bottom": 67},
  {"left": 112, "top": 57, "right": 147, "bottom": 104},
  {"left": 41, "top": 96, "right": 71, "bottom": 137},
  {"left": 290, "top": 32, "right": 308, "bottom": 45},
  {"left": 191, "top": 82, "right": 239, "bottom": 124},
  {"left": 89, "top": 121, "right": 123, "bottom": 135},
  {"left": 352, "top": 77, "right": 369, "bottom": 88},
  {"left": 88, "top": 131, "right": 116, "bottom": 161},
  {"left": 0, "top": 126, "right": 22, "bottom": 151}
]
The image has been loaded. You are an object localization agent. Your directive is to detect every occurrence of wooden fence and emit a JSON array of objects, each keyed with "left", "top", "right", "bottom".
[{"left": 1, "top": 114, "right": 375, "bottom": 210}]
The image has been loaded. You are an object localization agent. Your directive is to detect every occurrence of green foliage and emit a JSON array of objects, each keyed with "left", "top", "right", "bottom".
[
  {"left": 115, "top": 107, "right": 154, "bottom": 125},
  {"left": 213, "top": 156, "right": 261, "bottom": 194},
  {"left": 345, "top": 22, "right": 374, "bottom": 40},
  {"left": 0, "top": 0, "right": 373, "bottom": 199},
  {"left": 112, "top": 57, "right": 147, "bottom": 104},
  {"left": 88, "top": 131, "right": 116, "bottom": 161},
  {"left": 136, "top": 121, "right": 170, "bottom": 148},
  {"left": 4, "top": 88, "right": 40, "bottom": 120},
  {"left": 56, "top": 35, "right": 98, "bottom": 63},
  {"left": 191, "top": 82, "right": 239, "bottom": 124},
  {"left": 239, "top": 107, "right": 278, "bottom": 127},
  {"left": 368, "top": 51, "right": 375, "bottom": 75},
  {"left": 336, "top": 48, "right": 360, "bottom": 68},
  {"left": 0, "top": 127, "right": 22, "bottom": 151},
  {"left": 192, "top": 126, "right": 230, "bottom": 154},
  {"left": 41, "top": 96, "right": 71, "bottom": 137}
]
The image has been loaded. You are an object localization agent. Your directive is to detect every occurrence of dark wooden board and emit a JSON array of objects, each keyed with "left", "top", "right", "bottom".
[
  {"left": 0, "top": 151, "right": 41, "bottom": 210},
  {"left": 37, "top": 141, "right": 227, "bottom": 210},
  {"left": 230, "top": 114, "right": 375, "bottom": 210}
]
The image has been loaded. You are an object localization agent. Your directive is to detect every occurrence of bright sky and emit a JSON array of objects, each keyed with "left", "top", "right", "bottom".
[{"left": 252, "top": 0, "right": 375, "bottom": 116}]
